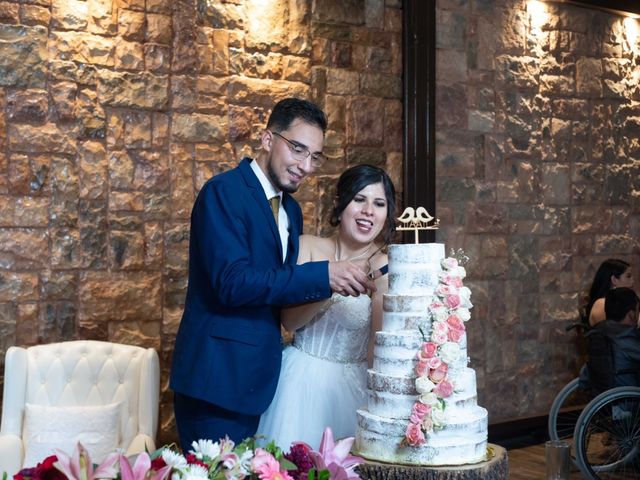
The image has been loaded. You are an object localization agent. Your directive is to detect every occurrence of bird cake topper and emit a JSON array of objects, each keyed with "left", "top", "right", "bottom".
[{"left": 397, "top": 206, "right": 440, "bottom": 243}]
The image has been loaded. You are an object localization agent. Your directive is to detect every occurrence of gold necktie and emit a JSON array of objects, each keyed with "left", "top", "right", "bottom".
[{"left": 269, "top": 196, "right": 280, "bottom": 226}]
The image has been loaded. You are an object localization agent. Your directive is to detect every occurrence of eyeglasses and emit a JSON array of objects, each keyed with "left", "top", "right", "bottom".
[{"left": 271, "top": 131, "right": 326, "bottom": 169}]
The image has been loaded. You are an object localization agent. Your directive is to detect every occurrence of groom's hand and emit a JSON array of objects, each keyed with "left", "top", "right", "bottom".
[{"left": 328, "top": 260, "right": 376, "bottom": 297}]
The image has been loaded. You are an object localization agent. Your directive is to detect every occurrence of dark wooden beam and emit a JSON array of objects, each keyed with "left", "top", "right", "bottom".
[
  {"left": 558, "top": 0, "right": 640, "bottom": 16},
  {"left": 402, "top": 0, "right": 436, "bottom": 243}
]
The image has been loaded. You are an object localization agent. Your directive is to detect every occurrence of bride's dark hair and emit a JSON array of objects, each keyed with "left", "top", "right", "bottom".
[{"left": 329, "top": 164, "right": 396, "bottom": 245}]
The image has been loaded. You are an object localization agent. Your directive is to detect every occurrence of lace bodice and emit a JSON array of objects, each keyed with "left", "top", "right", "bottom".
[{"left": 292, "top": 294, "right": 371, "bottom": 363}]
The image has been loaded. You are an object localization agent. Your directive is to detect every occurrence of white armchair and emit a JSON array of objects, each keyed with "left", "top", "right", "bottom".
[{"left": 0, "top": 340, "right": 160, "bottom": 476}]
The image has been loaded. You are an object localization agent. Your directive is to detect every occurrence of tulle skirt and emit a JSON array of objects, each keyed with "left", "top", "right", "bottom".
[{"left": 257, "top": 345, "right": 367, "bottom": 450}]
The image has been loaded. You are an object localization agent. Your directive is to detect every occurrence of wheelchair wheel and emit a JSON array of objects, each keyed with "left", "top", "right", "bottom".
[
  {"left": 574, "top": 386, "right": 640, "bottom": 479},
  {"left": 548, "top": 377, "right": 591, "bottom": 460}
]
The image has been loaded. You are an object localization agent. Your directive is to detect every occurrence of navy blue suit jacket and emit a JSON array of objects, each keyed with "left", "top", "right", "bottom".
[{"left": 170, "top": 158, "right": 331, "bottom": 415}]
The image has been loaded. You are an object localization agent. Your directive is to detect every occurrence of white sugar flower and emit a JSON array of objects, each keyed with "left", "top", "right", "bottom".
[
  {"left": 431, "top": 407, "right": 447, "bottom": 426},
  {"left": 456, "top": 308, "right": 471, "bottom": 321},
  {"left": 459, "top": 286, "right": 472, "bottom": 308},
  {"left": 416, "top": 376, "right": 436, "bottom": 394},
  {"left": 441, "top": 258, "right": 458, "bottom": 270},
  {"left": 190, "top": 439, "right": 221, "bottom": 460},
  {"left": 439, "top": 342, "right": 461, "bottom": 364},
  {"left": 419, "top": 392, "right": 439, "bottom": 406},
  {"left": 162, "top": 448, "right": 188, "bottom": 470},
  {"left": 452, "top": 266, "right": 466, "bottom": 278}
]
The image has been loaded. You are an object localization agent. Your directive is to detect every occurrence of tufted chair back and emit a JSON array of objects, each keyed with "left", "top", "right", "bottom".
[{"left": 0, "top": 340, "right": 160, "bottom": 476}]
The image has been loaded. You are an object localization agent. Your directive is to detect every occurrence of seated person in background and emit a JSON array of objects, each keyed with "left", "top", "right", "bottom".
[
  {"left": 583, "top": 258, "right": 633, "bottom": 327},
  {"left": 586, "top": 287, "right": 640, "bottom": 394}
]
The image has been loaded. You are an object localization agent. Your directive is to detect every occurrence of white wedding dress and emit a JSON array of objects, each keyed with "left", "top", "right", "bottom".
[{"left": 258, "top": 294, "right": 371, "bottom": 450}]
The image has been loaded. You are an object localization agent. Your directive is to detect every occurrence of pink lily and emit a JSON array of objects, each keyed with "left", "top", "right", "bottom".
[
  {"left": 119, "top": 452, "right": 172, "bottom": 480},
  {"left": 310, "top": 428, "right": 363, "bottom": 480},
  {"left": 54, "top": 442, "right": 119, "bottom": 480}
]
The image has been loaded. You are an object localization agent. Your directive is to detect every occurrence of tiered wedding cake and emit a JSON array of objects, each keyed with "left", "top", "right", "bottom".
[{"left": 355, "top": 243, "right": 488, "bottom": 465}]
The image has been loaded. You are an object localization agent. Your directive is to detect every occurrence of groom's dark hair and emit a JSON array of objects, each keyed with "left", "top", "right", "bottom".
[
  {"left": 330, "top": 164, "right": 396, "bottom": 245},
  {"left": 266, "top": 98, "right": 327, "bottom": 134}
]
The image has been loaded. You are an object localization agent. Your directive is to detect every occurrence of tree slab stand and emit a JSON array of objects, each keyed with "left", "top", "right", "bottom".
[{"left": 355, "top": 444, "right": 508, "bottom": 480}]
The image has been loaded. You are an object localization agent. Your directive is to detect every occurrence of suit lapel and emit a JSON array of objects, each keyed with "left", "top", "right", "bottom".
[{"left": 282, "top": 194, "right": 299, "bottom": 265}]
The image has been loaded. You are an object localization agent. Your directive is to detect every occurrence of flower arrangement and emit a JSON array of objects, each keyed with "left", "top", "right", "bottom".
[
  {"left": 405, "top": 256, "right": 473, "bottom": 447},
  {"left": 13, "top": 428, "right": 363, "bottom": 480}
]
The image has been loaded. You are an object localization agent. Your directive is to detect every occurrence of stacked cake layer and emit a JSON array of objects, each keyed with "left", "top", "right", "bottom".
[{"left": 355, "top": 243, "right": 488, "bottom": 466}]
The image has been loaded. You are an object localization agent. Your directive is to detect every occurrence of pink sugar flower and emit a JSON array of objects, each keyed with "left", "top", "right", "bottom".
[
  {"left": 444, "top": 294, "right": 461, "bottom": 309},
  {"left": 420, "top": 342, "right": 438, "bottom": 358},
  {"left": 429, "top": 364, "right": 448, "bottom": 383},
  {"left": 405, "top": 422, "right": 426, "bottom": 447},
  {"left": 433, "top": 379, "right": 454, "bottom": 398},
  {"left": 415, "top": 360, "right": 429, "bottom": 376},
  {"left": 448, "top": 328, "right": 465, "bottom": 342}
]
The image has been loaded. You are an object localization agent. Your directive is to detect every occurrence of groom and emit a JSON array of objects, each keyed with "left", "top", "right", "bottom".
[{"left": 170, "top": 97, "right": 375, "bottom": 448}]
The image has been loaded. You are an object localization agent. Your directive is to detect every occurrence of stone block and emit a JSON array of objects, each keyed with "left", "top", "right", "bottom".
[
  {"left": 170, "top": 166, "right": 194, "bottom": 220},
  {"left": 118, "top": 9, "right": 145, "bottom": 41},
  {"left": 50, "top": 31, "right": 115, "bottom": 67},
  {"left": 0, "top": 25, "right": 47, "bottom": 88},
  {"left": 283, "top": 55, "right": 311, "bottom": 83},
  {"left": 87, "top": 0, "right": 116, "bottom": 36},
  {"left": 164, "top": 223, "right": 189, "bottom": 272},
  {"left": 132, "top": 150, "right": 169, "bottom": 192},
  {"left": 435, "top": 83, "right": 467, "bottom": 128},
  {"left": 6, "top": 89, "right": 47, "bottom": 123},
  {"left": 145, "top": 222, "right": 163, "bottom": 268},
  {"left": 98, "top": 71, "right": 169, "bottom": 109},
  {"left": 78, "top": 140, "right": 108, "bottom": 199},
  {"left": 144, "top": 44, "right": 171, "bottom": 72},
  {"left": 51, "top": 227, "right": 81, "bottom": 268},
  {"left": 576, "top": 57, "right": 603, "bottom": 97},
  {"left": 0, "top": 2, "right": 18, "bottom": 24},
  {"left": 326, "top": 68, "right": 359, "bottom": 95},
  {"left": 110, "top": 230, "right": 145, "bottom": 269},
  {"left": 40, "top": 302, "right": 76, "bottom": 342},
  {"left": 541, "top": 162, "right": 570, "bottom": 205},
  {"left": 115, "top": 39, "right": 145, "bottom": 71},
  {"left": 0, "top": 228, "right": 48, "bottom": 269},
  {"left": 146, "top": 13, "right": 172, "bottom": 45},
  {"left": 51, "top": 0, "right": 88, "bottom": 30},
  {"left": 124, "top": 111, "right": 152, "bottom": 149},
  {"left": 172, "top": 113, "right": 227, "bottom": 143},
  {"left": 13, "top": 197, "right": 48, "bottom": 227},
  {"left": 346, "top": 96, "right": 384, "bottom": 146},
  {"left": 153, "top": 113, "right": 170, "bottom": 148},
  {"left": 20, "top": 5, "right": 50, "bottom": 27},
  {"left": 50, "top": 81, "right": 77, "bottom": 122},
  {"left": 313, "top": 0, "right": 364, "bottom": 25},
  {"left": 78, "top": 271, "right": 162, "bottom": 322},
  {"left": 360, "top": 72, "right": 401, "bottom": 98}
]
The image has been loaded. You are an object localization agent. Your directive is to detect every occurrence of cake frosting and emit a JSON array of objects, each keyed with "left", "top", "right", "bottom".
[{"left": 355, "top": 243, "right": 488, "bottom": 466}]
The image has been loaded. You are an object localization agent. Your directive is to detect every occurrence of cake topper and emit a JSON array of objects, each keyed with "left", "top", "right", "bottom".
[{"left": 396, "top": 206, "right": 439, "bottom": 243}]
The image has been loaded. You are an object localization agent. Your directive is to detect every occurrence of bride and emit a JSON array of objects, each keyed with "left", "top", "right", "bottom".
[{"left": 257, "top": 164, "right": 396, "bottom": 449}]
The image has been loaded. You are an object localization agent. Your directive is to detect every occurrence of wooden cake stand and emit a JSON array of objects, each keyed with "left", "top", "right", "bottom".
[{"left": 355, "top": 444, "right": 508, "bottom": 480}]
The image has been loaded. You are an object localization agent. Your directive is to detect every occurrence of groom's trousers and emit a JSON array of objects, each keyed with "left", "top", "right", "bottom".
[{"left": 174, "top": 392, "right": 260, "bottom": 449}]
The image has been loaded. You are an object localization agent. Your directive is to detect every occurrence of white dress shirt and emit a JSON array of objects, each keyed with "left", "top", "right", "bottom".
[{"left": 250, "top": 159, "right": 290, "bottom": 260}]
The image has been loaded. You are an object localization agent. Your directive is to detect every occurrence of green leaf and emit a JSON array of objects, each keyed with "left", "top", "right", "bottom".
[
  {"left": 317, "top": 469, "right": 331, "bottom": 480},
  {"left": 279, "top": 458, "right": 297, "bottom": 470},
  {"left": 418, "top": 324, "right": 427, "bottom": 342},
  {"left": 264, "top": 440, "right": 284, "bottom": 460}
]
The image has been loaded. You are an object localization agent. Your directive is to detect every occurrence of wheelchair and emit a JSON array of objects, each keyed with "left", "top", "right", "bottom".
[{"left": 548, "top": 322, "right": 640, "bottom": 479}]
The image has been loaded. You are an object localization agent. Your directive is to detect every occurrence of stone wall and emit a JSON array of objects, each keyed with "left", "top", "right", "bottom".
[
  {"left": 1, "top": 0, "right": 638, "bottom": 444},
  {"left": 0, "top": 0, "right": 402, "bottom": 443},
  {"left": 435, "top": 0, "right": 640, "bottom": 421}
]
